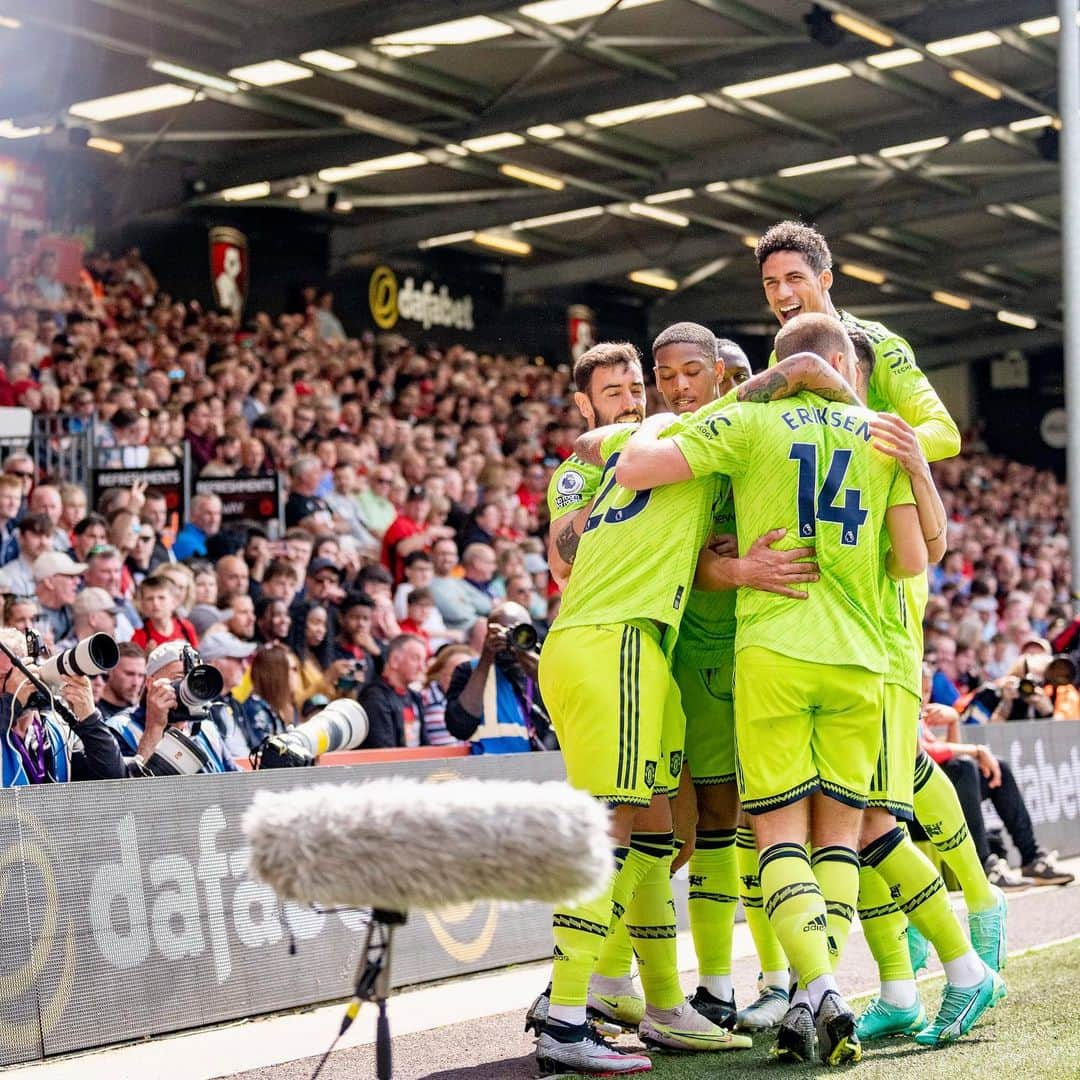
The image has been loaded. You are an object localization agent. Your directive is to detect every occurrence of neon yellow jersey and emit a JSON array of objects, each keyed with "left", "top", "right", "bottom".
[
  {"left": 547, "top": 454, "right": 603, "bottom": 523},
  {"left": 672, "top": 394, "right": 914, "bottom": 673},
  {"left": 553, "top": 426, "right": 719, "bottom": 646},
  {"left": 674, "top": 486, "right": 737, "bottom": 667},
  {"left": 768, "top": 312, "right": 960, "bottom": 464},
  {"left": 880, "top": 568, "right": 928, "bottom": 694}
]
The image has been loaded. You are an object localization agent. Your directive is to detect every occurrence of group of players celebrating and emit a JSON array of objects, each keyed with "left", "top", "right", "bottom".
[{"left": 527, "top": 221, "right": 1008, "bottom": 1074}]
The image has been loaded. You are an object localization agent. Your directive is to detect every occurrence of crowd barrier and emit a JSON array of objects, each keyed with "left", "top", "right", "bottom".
[{"left": 0, "top": 722, "right": 1076, "bottom": 1066}]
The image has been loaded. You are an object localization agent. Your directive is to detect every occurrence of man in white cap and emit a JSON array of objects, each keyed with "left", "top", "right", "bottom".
[
  {"left": 33, "top": 551, "right": 87, "bottom": 646},
  {"left": 199, "top": 630, "right": 257, "bottom": 757},
  {"left": 104, "top": 640, "right": 237, "bottom": 775},
  {"left": 56, "top": 587, "right": 118, "bottom": 652}
]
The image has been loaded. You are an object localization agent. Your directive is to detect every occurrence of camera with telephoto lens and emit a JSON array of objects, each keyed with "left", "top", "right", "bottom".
[
  {"left": 335, "top": 659, "right": 366, "bottom": 696},
  {"left": 507, "top": 622, "right": 538, "bottom": 652},
  {"left": 36, "top": 633, "right": 119, "bottom": 687},
  {"left": 253, "top": 699, "right": 369, "bottom": 768},
  {"left": 168, "top": 646, "right": 225, "bottom": 725}
]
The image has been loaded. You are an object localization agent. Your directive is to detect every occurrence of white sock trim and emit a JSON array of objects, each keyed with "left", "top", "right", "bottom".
[
  {"left": 699, "top": 975, "right": 734, "bottom": 999},
  {"left": 880, "top": 979, "right": 919, "bottom": 1008},
  {"left": 548, "top": 1004, "right": 587, "bottom": 1026},
  {"left": 942, "top": 951, "right": 987, "bottom": 989}
]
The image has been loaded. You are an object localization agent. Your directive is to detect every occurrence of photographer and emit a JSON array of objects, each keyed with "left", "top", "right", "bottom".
[
  {"left": 964, "top": 640, "right": 1072, "bottom": 723},
  {"left": 0, "top": 629, "right": 125, "bottom": 785},
  {"left": 104, "top": 640, "right": 237, "bottom": 775},
  {"left": 445, "top": 601, "right": 556, "bottom": 754}
]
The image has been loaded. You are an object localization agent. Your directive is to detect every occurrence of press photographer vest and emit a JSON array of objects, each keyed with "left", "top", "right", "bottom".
[
  {"left": 105, "top": 709, "right": 231, "bottom": 773},
  {"left": 466, "top": 659, "right": 533, "bottom": 755},
  {"left": 2, "top": 714, "right": 70, "bottom": 786}
]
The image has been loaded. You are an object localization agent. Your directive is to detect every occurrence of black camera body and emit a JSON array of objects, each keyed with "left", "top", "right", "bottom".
[
  {"left": 168, "top": 647, "right": 226, "bottom": 725},
  {"left": 335, "top": 659, "right": 366, "bottom": 696}
]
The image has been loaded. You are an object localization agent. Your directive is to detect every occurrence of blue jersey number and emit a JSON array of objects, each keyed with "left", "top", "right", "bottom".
[
  {"left": 584, "top": 451, "right": 652, "bottom": 533},
  {"left": 789, "top": 443, "right": 867, "bottom": 547}
]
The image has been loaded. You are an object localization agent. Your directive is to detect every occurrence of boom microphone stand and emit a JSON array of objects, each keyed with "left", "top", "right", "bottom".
[{"left": 312, "top": 909, "right": 407, "bottom": 1080}]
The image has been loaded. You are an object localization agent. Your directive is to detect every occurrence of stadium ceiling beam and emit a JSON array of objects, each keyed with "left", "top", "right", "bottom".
[
  {"left": 449, "top": 0, "right": 1055, "bottom": 142},
  {"left": 232, "top": 0, "right": 522, "bottom": 67},
  {"left": 915, "top": 329, "right": 1061, "bottom": 370},
  {"left": 329, "top": 98, "right": 1040, "bottom": 261},
  {"left": 685, "top": 0, "right": 794, "bottom": 37},
  {"left": 502, "top": 170, "right": 1061, "bottom": 295},
  {"left": 491, "top": 12, "right": 678, "bottom": 83},
  {"left": 85, "top": 0, "right": 241, "bottom": 48}
]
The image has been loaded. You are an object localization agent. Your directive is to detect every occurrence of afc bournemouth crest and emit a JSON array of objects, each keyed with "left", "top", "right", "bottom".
[
  {"left": 209, "top": 226, "right": 249, "bottom": 318},
  {"left": 567, "top": 304, "right": 596, "bottom": 363}
]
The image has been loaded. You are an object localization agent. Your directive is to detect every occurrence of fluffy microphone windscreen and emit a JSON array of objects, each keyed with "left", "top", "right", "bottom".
[{"left": 243, "top": 779, "right": 613, "bottom": 910}]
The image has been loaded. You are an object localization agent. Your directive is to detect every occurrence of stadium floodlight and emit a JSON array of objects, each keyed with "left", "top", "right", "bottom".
[
  {"left": 419, "top": 231, "right": 477, "bottom": 249},
  {"left": 299, "top": 50, "right": 357, "bottom": 71},
  {"left": 840, "top": 263, "right": 886, "bottom": 285},
  {"left": 627, "top": 203, "right": 690, "bottom": 228},
  {"left": 932, "top": 290, "right": 972, "bottom": 311},
  {"left": 996, "top": 310, "right": 1037, "bottom": 330},
  {"left": 70, "top": 84, "right": 195, "bottom": 121},
  {"left": 586, "top": 95, "right": 706, "bottom": 128},
  {"left": 148, "top": 60, "right": 239, "bottom": 93},
  {"left": 830, "top": 10, "right": 895, "bottom": 49},
  {"left": 950, "top": 69, "right": 1002, "bottom": 100},
  {"left": 520, "top": 0, "right": 659, "bottom": 24},
  {"left": 87, "top": 136, "right": 124, "bottom": 154},
  {"left": 866, "top": 48, "right": 922, "bottom": 69},
  {"left": 723, "top": 64, "right": 851, "bottom": 100},
  {"left": 510, "top": 206, "right": 604, "bottom": 230},
  {"left": 879, "top": 136, "right": 949, "bottom": 158},
  {"left": 1020, "top": 17, "right": 1059, "bottom": 37},
  {"left": 499, "top": 163, "right": 565, "bottom": 191},
  {"left": 473, "top": 232, "right": 532, "bottom": 256},
  {"left": 227, "top": 60, "right": 312, "bottom": 86},
  {"left": 334, "top": 200, "right": 354, "bottom": 212},
  {"left": 927, "top": 31, "right": 1000, "bottom": 56},
  {"left": 777, "top": 155, "right": 858, "bottom": 178},
  {"left": 462, "top": 132, "right": 525, "bottom": 152},
  {"left": 961, "top": 128, "right": 992, "bottom": 142},
  {"left": 527, "top": 124, "right": 566, "bottom": 140},
  {"left": 372, "top": 16, "right": 512, "bottom": 56},
  {"left": 628, "top": 269, "right": 678, "bottom": 291},
  {"left": 741, "top": 235, "right": 760, "bottom": 248},
  {"left": 220, "top": 181, "right": 271, "bottom": 201},
  {"left": 645, "top": 189, "right": 695, "bottom": 204},
  {"left": 0, "top": 119, "right": 43, "bottom": 139},
  {"left": 1009, "top": 115, "right": 1055, "bottom": 132},
  {"left": 317, "top": 153, "right": 428, "bottom": 183}
]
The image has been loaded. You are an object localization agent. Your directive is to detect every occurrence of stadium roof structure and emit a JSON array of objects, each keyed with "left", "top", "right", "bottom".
[{"left": 2, "top": 0, "right": 1065, "bottom": 366}]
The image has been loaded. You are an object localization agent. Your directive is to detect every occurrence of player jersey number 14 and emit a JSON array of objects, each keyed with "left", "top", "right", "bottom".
[{"left": 789, "top": 443, "right": 867, "bottom": 546}]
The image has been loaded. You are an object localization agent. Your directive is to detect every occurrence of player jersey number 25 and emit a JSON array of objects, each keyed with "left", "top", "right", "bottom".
[
  {"left": 789, "top": 443, "right": 867, "bottom": 546},
  {"left": 583, "top": 452, "right": 651, "bottom": 533}
]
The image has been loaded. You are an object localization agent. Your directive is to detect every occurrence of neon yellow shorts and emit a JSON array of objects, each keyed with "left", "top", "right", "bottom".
[
  {"left": 866, "top": 682, "right": 919, "bottom": 821},
  {"left": 733, "top": 646, "right": 883, "bottom": 815},
  {"left": 672, "top": 649, "right": 735, "bottom": 786},
  {"left": 540, "top": 622, "right": 672, "bottom": 806}
]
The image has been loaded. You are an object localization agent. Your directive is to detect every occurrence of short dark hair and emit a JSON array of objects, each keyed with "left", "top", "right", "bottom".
[
  {"left": 117, "top": 642, "right": 145, "bottom": 661},
  {"left": 358, "top": 564, "right": 393, "bottom": 587},
  {"left": 846, "top": 327, "right": 876, "bottom": 384},
  {"left": 572, "top": 342, "right": 642, "bottom": 394},
  {"left": 264, "top": 558, "right": 299, "bottom": 583},
  {"left": 404, "top": 551, "right": 433, "bottom": 569},
  {"left": 340, "top": 591, "right": 375, "bottom": 615},
  {"left": 652, "top": 322, "right": 717, "bottom": 361},
  {"left": 407, "top": 587, "right": 434, "bottom": 605},
  {"left": 18, "top": 512, "right": 53, "bottom": 536},
  {"left": 73, "top": 513, "right": 107, "bottom": 536},
  {"left": 755, "top": 220, "right": 833, "bottom": 274},
  {"left": 139, "top": 573, "right": 173, "bottom": 593}
]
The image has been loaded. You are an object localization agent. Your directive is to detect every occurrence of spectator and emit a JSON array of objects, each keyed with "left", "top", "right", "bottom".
[
  {"left": 71, "top": 514, "right": 108, "bottom": 563},
  {"left": 131, "top": 573, "right": 198, "bottom": 650},
  {"left": 324, "top": 462, "right": 380, "bottom": 555},
  {"left": 222, "top": 590, "right": 255, "bottom": 641},
  {"left": 356, "top": 466, "right": 397, "bottom": 540},
  {"left": 83, "top": 544, "right": 141, "bottom": 640},
  {"left": 200, "top": 630, "right": 258, "bottom": 756},
  {"left": 3, "top": 452, "right": 34, "bottom": 508},
  {"left": 330, "top": 592, "right": 378, "bottom": 688},
  {"left": 358, "top": 634, "right": 427, "bottom": 748},
  {"left": 430, "top": 539, "right": 491, "bottom": 631},
  {"left": 0, "top": 473, "right": 23, "bottom": 562},
  {"left": 242, "top": 644, "right": 300, "bottom": 748},
  {"left": 399, "top": 587, "right": 436, "bottom": 653},
  {"left": 255, "top": 596, "right": 291, "bottom": 646},
  {"left": 33, "top": 551, "right": 85, "bottom": 645},
  {"left": 285, "top": 455, "right": 334, "bottom": 530},
  {"left": 58, "top": 483, "right": 88, "bottom": 534},
  {"left": 96, "top": 641, "right": 147, "bottom": 720},
  {"left": 183, "top": 400, "right": 215, "bottom": 471},
  {"left": 65, "top": 587, "right": 119, "bottom": 651},
  {"left": 445, "top": 601, "right": 554, "bottom": 754},
  {"left": 199, "top": 435, "right": 241, "bottom": 477},
  {"left": 27, "top": 485, "right": 69, "bottom": 553},
  {"left": 215, "top": 554, "right": 250, "bottom": 601},
  {"left": 0, "top": 514, "right": 55, "bottom": 598},
  {"left": 259, "top": 559, "right": 300, "bottom": 610},
  {"left": 421, "top": 644, "right": 474, "bottom": 747},
  {"left": 295, "top": 601, "right": 332, "bottom": 702},
  {"left": 381, "top": 485, "right": 455, "bottom": 583},
  {"left": 172, "top": 494, "right": 223, "bottom": 561}
]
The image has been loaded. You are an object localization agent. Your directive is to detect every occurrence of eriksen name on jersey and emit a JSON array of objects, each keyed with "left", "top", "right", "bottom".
[{"left": 779, "top": 405, "right": 872, "bottom": 441}]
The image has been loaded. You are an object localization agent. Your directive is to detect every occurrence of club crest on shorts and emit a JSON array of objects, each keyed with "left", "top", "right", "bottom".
[
  {"left": 644, "top": 760, "right": 657, "bottom": 789},
  {"left": 669, "top": 750, "right": 683, "bottom": 778}
]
